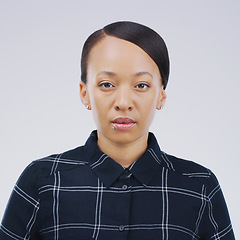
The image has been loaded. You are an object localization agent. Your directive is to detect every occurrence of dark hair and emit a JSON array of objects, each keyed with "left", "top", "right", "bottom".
[{"left": 81, "top": 21, "right": 170, "bottom": 89}]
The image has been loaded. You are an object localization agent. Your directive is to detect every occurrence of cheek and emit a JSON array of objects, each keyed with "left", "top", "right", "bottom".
[
  {"left": 90, "top": 93, "right": 111, "bottom": 120},
  {"left": 138, "top": 93, "right": 158, "bottom": 120},
  {"left": 88, "top": 89, "right": 100, "bottom": 109},
  {"left": 139, "top": 92, "right": 158, "bottom": 109}
]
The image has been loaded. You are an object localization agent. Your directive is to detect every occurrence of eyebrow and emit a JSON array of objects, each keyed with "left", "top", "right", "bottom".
[
  {"left": 134, "top": 71, "right": 153, "bottom": 79},
  {"left": 96, "top": 71, "right": 117, "bottom": 77},
  {"left": 96, "top": 71, "right": 153, "bottom": 78}
]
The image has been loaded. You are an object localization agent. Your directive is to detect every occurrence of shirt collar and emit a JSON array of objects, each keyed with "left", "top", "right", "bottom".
[{"left": 84, "top": 130, "right": 166, "bottom": 188}]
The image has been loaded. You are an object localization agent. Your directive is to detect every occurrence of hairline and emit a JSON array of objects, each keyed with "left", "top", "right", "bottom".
[{"left": 86, "top": 32, "right": 162, "bottom": 84}]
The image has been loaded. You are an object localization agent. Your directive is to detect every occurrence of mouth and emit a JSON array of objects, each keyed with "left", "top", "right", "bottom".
[{"left": 111, "top": 117, "right": 136, "bottom": 131}]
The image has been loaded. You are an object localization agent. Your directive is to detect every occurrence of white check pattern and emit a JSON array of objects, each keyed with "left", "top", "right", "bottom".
[{"left": 0, "top": 131, "right": 235, "bottom": 240}]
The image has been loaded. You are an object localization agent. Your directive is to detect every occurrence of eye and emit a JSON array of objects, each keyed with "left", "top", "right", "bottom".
[
  {"left": 135, "top": 83, "right": 150, "bottom": 90},
  {"left": 98, "top": 82, "right": 115, "bottom": 89}
]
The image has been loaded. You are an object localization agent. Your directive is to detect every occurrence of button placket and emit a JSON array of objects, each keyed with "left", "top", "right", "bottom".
[{"left": 119, "top": 225, "right": 125, "bottom": 231}]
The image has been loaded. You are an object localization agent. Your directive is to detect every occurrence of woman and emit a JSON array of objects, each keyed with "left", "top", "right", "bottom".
[{"left": 0, "top": 21, "right": 235, "bottom": 240}]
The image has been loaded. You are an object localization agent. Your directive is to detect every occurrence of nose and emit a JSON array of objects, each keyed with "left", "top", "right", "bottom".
[{"left": 114, "top": 85, "right": 133, "bottom": 111}]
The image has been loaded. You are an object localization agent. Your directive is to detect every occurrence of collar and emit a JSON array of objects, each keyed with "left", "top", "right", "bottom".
[{"left": 84, "top": 130, "right": 166, "bottom": 188}]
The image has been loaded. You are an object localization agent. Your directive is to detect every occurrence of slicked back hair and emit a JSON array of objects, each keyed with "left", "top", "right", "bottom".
[{"left": 81, "top": 21, "right": 170, "bottom": 90}]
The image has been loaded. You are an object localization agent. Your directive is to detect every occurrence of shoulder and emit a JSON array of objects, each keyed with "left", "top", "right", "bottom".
[
  {"left": 19, "top": 145, "right": 88, "bottom": 181},
  {"left": 164, "top": 152, "right": 211, "bottom": 176},
  {"left": 162, "top": 152, "right": 219, "bottom": 192}
]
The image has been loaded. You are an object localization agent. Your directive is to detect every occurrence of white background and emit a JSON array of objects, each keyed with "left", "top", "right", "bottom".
[{"left": 0, "top": 0, "right": 239, "bottom": 238}]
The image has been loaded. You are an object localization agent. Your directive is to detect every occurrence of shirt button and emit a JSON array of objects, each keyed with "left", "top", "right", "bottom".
[
  {"left": 122, "top": 185, "right": 128, "bottom": 190},
  {"left": 119, "top": 225, "right": 125, "bottom": 231}
]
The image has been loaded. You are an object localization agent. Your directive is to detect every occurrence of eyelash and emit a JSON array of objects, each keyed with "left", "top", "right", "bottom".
[
  {"left": 135, "top": 83, "right": 150, "bottom": 90},
  {"left": 98, "top": 82, "right": 115, "bottom": 89},
  {"left": 98, "top": 81, "right": 150, "bottom": 91}
]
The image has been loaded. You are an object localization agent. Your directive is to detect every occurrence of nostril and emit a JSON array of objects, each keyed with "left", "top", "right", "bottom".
[{"left": 115, "top": 105, "right": 133, "bottom": 111}]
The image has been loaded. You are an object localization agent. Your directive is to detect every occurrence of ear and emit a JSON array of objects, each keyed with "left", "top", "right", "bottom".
[
  {"left": 156, "top": 87, "right": 167, "bottom": 110},
  {"left": 79, "top": 81, "right": 91, "bottom": 109}
]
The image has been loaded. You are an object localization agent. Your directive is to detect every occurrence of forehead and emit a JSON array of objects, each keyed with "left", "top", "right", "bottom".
[{"left": 87, "top": 36, "right": 160, "bottom": 75}]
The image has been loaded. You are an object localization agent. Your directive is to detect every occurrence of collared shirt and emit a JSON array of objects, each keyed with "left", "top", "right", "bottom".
[{"left": 0, "top": 130, "right": 235, "bottom": 240}]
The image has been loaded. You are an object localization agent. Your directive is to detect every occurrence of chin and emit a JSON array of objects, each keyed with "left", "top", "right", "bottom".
[{"left": 110, "top": 130, "right": 146, "bottom": 144}]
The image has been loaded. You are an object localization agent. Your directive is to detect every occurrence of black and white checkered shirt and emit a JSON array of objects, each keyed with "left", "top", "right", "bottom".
[{"left": 0, "top": 130, "right": 235, "bottom": 240}]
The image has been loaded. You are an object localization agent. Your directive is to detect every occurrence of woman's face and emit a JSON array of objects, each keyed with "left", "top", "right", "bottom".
[{"left": 80, "top": 36, "right": 166, "bottom": 146}]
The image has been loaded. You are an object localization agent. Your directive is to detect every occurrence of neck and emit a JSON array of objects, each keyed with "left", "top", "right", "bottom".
[{"left": 97, "top": 131, "right": 148, "bottom": 168}]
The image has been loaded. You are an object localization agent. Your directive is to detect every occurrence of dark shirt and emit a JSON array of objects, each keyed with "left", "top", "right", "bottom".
[{"left": 0, "top": 130, "right": 235, "bottom": 240}]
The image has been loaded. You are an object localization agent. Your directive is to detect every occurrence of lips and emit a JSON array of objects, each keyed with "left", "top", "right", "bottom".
[
  {"left": 112, "top": 117, "right": 135, "bottom": 124},
  {"left": 111, "top": 117, "right": 136, "bottom": 130}
]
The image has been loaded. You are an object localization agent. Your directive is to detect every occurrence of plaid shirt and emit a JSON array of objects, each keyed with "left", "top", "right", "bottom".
[{"left": 0, "top": 130, "right": 235, "bottom": 240}]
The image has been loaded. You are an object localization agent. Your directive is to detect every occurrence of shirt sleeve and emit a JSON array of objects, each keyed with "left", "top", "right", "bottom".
[
  {"left": 0, "top": 162, "right": 41, "bottom": 240},
  {"left": 198, "top": 171, "right": 235, "bottom": 239}
]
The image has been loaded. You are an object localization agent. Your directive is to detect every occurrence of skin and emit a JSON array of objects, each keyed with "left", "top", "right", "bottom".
[{"left": 80, "top": 36, "right": 166, "bottom": 167}]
